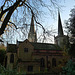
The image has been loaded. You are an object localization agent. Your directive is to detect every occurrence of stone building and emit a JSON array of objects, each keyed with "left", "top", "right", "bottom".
[{"left": 5, "top": 12, "right": 69, "bottom": 73}]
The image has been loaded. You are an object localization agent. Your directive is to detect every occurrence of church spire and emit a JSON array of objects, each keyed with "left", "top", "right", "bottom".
[
  {"left": 58, "top": 11, "right": 64, "bottom": 36},
  {"left": 29, "top": 14, "right": 35, "bottom": 33},
  {"left": 28, "top": 15, "right": 37, "bottom": 42}
]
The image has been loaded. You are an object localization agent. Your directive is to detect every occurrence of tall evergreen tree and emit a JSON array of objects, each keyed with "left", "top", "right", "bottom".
[{"left": 66, "top": 7, "right": 75, "bottom": 44}]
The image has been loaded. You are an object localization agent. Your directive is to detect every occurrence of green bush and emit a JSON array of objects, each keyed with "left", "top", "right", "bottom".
[
  {"left": 62, "top": 59, "right": 75, "bottom": 75},
  {"left": 0, "top": 64, "right": 26, "bottom": 75}
]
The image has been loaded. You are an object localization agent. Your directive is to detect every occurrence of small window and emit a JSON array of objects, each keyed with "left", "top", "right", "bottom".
[
  {"left": 28, "top": 66, "right": 33, "bottom": 72},
  {"left": 24, "top": 48, "right": 28, "bottom": 52}
]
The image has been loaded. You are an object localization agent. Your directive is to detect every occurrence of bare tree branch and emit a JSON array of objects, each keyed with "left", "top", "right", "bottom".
[
  {"left": 0, "top": 0, "right": 22, "bottom": 35},
  {"left": 24, "top": 3, "right": 45, "bottom": 33}
]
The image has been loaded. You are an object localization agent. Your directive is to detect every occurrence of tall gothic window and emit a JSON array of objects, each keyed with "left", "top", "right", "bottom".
[
  {"left": 5, "top": 56, "right": 7, "bottom": 68},
  {"left": 52, "top": 58, "right": 56, "bottom": 67},
  {"left": 40, "top": 58, "right": 45, "bottom": 67},
  {"left": 10, "top": 54, "right": 14, "bottom": 63},
  {"left": 28, "top": 66, "right": 33, "bottom": 72}
]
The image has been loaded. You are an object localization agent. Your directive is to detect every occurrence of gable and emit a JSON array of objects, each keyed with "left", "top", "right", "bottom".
[
  {"left": 18, "top": 39, "right": 34, "bottom": 48},
  {"left": 18, "top": 39, "right": 34, "bottom": 61}
]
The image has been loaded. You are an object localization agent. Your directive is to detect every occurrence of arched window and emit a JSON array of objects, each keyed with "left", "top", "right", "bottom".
[
  {"left": 40, "top": 58, "right": 45, "bottom": 67},
  {"left": 52, "top": 58, "right": 56, "bottom": 67},
  {"left": 5, "top": 56, "right": 7, "bottom": 68},
  {"left": 10, "top": 54, "right": 14, "bottom": 63}
]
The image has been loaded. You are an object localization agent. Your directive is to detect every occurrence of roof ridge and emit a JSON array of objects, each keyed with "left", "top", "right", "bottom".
[{"left": 30, "top": 42, "right": 55, "bottom": 45}]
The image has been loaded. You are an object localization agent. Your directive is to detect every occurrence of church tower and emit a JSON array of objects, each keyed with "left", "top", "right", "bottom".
[
  {"left": 54, "top": 11, "right": 69, "bottom": 50},
  {"left": 28, "top": 15, "right": 37, "bottom": 42}
]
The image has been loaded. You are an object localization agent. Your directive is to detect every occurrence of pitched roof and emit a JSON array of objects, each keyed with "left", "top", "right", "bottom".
[
  {"left": 30, "top": 42, "right": 62, "bottom": 50},
  {"left": 16, "top": 39, "right": 62, "bottom": 51},
  {"left": 7, "top": 44, "right": 17, "bottom": 53}
]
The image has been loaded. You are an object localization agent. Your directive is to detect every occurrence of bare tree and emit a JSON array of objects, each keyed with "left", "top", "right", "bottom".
[
  {"left": 0, "top": 0, "right": 61, "bottom": 34},
  {"left": 0, "top": 0, "right": 62, "bottom": 43}
]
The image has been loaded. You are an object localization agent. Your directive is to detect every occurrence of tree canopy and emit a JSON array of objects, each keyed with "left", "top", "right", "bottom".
[
  {"left": 68, "top": 7, "right": 75, "bottom": 36},
  {"left": 65, "top": 6, "right": 75, "bottom": 44},
  {"left": 65, "top": 6, "right": 75, "bottom": 57}
]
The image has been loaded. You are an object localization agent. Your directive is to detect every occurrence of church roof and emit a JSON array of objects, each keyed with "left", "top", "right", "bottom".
[
  {"left": 7, "top": 44, "right": 17, "bottom": 53},
  {"left": 17, "top": 39, "right": 62, "bottom": 51},
  {"left": 30, "top": 42, "right": 62, "bottom": 50}
]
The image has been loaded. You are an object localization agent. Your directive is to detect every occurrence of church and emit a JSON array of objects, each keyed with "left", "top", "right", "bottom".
[{"left": 5, "top": 12, "right": 69, "bottom": 73}]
